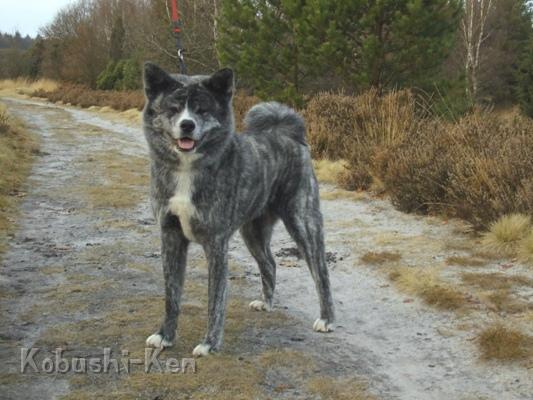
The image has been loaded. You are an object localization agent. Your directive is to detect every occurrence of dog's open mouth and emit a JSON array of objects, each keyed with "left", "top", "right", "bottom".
[{"left": 176, "top": 138, "right": 196, "bottom": 152}]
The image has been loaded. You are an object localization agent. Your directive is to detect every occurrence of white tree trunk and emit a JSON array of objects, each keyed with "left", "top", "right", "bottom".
[{"left": 461, "top": 0, "right": 494, "bottom": 102}]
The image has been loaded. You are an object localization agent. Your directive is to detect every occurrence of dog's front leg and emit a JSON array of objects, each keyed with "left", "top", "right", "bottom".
[
  {"left": 146, "top": 214, "right": 189, "bottom": 349},
  {"left": 193, "top": 239, "right": 229, "bottom": 357}
]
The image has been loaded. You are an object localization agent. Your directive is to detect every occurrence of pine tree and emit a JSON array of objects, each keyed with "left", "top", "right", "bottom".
[
  {"left": 365, "top": 0, "right": 462, "bottom": 90},
  {"left": 217, "top": 0, "right": 462, "bottom": 101},
  {"left": 517, "top": 38, "right": 533, "bottom": 117},
  {"left": 218, "top": 0, "right": 312, "bottom": 105},
  {"left": 28, "top": 36, "right": 45, "bottom": 79},
  {"left": 481, "top": 0, "right": 533, "bottom": 105},
  {"left": 109, "top": 15, "right": 125, "bottom": 62}
]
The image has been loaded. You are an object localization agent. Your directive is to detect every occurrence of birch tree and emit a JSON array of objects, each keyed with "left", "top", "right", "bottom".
[{"left": 461, "top": 0, "right": 495, "bottom": 101}]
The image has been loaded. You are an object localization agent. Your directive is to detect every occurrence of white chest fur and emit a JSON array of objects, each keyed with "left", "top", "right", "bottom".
[{"left": 168, "top": 171, "right": 197, "bottom": 242}]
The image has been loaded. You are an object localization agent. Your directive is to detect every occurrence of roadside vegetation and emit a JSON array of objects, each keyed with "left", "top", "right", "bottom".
[{"left": 0, "top": 103, "right": 38, "bottom": 255}]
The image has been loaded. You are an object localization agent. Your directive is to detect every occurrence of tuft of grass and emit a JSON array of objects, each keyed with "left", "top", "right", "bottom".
[
  {"left": 361, "top": 251, "right": 401, "bottom": 265},
  {"left": 313, "top": 159, "right": 348, "bottom": 184},
  {"left": 307, "top": 376, "right": 375, "bottom": 400},
  {"left": 518, "top": 229, "right": 533, "bottom": 265},
  {"left": 388, "top": 266, "right": 466, "bottom": 310},
  {"left": 477, "top": 324, "right": 531, "bottom": 361},
  {"left": 445, "top": 256, "right": 487, "bottom": 267},
  {"left": 0, "top": 103, "right": 38, "bottom": 255},
  {"left": 418, "top": 285, "right": 466, "bottom": 310},
  {"left": 481, "top": 214, "right": 531, "bottom": 256},
  {"left": 119, "top": 108, "right": 141, "bottom": 123},
  {"left": 320, "top": 188, "right": 367, "bottom": 201},
  {"left": 461, "top": 272, "right": 532, "bottom": 291},
  {"left": 485, "top": 290, "right": 528, "bottom": 314}
]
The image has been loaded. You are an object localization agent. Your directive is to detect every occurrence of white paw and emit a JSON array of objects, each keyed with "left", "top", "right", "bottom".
[
  {"left": 313, "top": 318, "right": 334, "bottom": 333},
  {"left": 145, "top": 333, "right": 173, "bottom": 349},
  {"left": 192, "top": 343, "right": 211, "bottom": 357},
  {"left": 249, "top": 300, "right": 271, "bottom": 311}
]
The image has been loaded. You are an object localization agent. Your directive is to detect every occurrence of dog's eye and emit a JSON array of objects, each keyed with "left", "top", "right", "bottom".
[
  {"left": 169, "top": 105, "right": 182, "bottom": 114},
  {"left": 191, "top": 102, "right": 208, "bottom": 114}
]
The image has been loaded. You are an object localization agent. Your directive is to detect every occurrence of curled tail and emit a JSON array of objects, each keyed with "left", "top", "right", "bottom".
[{"left": 244, "top": 101, "right": 307, "bottom": 145}]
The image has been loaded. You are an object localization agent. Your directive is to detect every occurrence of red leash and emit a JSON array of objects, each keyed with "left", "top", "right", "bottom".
[{"left": 170, "top": 0, "right": 187, "bottom": 74}]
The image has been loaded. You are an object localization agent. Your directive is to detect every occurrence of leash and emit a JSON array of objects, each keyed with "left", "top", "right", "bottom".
[{"left": 170, "top": 0, "right": 187, "bottom": 74}]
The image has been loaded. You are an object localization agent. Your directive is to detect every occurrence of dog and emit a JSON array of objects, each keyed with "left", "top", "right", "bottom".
[{"left": 142, "top": 62, "right": 335, "bottom": 357}]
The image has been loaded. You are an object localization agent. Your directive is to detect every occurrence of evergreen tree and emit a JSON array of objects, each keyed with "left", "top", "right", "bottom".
[
  {"left": 109, "top": 15, "right": 125, "bottom": 62},
  {"left": 358, "top": 0, "right": 462, "bottom": 91},
  {"left": 517, "top": 38, "right": 533, "bottom": 117},
  {"left": 28, "top": 36, "right": 45, "bottom": 79},
  {"left": 479, "top": 0, "right": 533, "bottom": 105},
  {"left": 218, "top": 0, "right": 312, "bottom": 105},
  {"left": 218, "top": 0, "right": 462, "bottom": 101}
]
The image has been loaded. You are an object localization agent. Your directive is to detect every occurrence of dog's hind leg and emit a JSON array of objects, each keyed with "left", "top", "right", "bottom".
[
  {"left": 146, "top": 214, "right": 189, "bottom": 349},
  {"left": 240, "top": 212, "right": 278, "bottom": 311},
  {"left": 280, "top": 195, "right": 335, "bottom": 332}
]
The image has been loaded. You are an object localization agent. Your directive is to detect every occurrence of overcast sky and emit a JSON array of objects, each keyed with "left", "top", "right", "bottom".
[{"left": 0, "top": 0, "right": 74, "bottom": 37}]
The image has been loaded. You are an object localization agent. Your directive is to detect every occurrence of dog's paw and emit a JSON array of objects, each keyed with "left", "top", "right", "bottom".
[
  {"left": 145, "top": 333, "right": 173, "bottom": 349},
  {"left": 313, "top": 318, "right": 334, "bottom": 333},
  {"left": 249, "top": 300, "right": 271, "bottom": 311},
  {"left": 192, "top": 343, "right": 211, "bottom": 357}
]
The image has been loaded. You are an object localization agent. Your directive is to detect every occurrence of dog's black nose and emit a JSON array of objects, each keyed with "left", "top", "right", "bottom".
[{"left": 180, "top": 119, "right": 196, "bottom": 133}]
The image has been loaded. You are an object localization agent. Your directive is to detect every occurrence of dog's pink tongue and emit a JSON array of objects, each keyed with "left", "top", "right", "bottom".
[{"left": 177, "top": 138, "right": 195, "bottom": 150}]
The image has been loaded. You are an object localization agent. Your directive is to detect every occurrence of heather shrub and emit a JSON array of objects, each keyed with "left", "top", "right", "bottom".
[
  {"left": 380, "top": 120, "right": 453, "bottom": 214},
  {"left": 33, "top": 84, "right": 144, "bottom": 110},
  {"left": 305, "top": 89, "right": 419, "bottom": 189},
  {"left": 304, "top": 92, "right": 355, "bottom": 160},
  {"left": 384, "top": 110, "right": 533, "bottom": 228},
  {"left": 445, "top": 112, "right": 533, "bottom": 228},
  {"left": 306, "top": 88, "right": 533, "bottom": 228},
  {"left": 233, "top": 91, "right": 260, "bottom": 132}
]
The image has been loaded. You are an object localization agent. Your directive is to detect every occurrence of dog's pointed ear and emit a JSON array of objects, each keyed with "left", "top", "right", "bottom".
[
  {"left": 204, "top": 68, "right": 234, "bottom": 96},
  {"left": 143, "top": 62, "right": 181, "bottom": 100}
]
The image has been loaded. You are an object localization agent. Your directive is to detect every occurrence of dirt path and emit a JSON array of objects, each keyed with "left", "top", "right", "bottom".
[{"left": 0, "top": 97, "right": 531, "bottom": 400}]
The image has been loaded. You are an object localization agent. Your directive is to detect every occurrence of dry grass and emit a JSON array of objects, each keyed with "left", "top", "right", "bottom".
[
  {"left": 518, "top": 230, "right": 533, "bottom": 264},
  {"left": 307, "top": 376, "right": 375, "bottom": 400},
  {"left": 32, "top": 84, "right": 259, "bottom": 127},
  {"left": 0, "top": 103, "right": 38, "bottom": 254},
  {"left": 383, "top": 112, "right": 533, "bottom": 229},
  {"left": 305, "top": 89, "right": 418, "bottom": 190},
  {"left": 445, "top": 256, "right": 487, "bottom": 267},
  {"left": 33, "top": 83, "right": 145, "bottom": 111},
  {"left": 360, "top": 251, "right": 401, "bottom": 265},
  {"left": 234, "top": 91, "right": 260, "bottom": 132},
  {"left": 81, "top": 150, "right": 149, "bottom": 208},
  {"left": 119, "top": 108, "right": 141, "bottom": 123},
  {"left": 388, "top": 266, "right": 466, "bottom": 310},
  {"left": 0, "top": 78, "right": 58, "bottom": 96},
  {"left": 306, "top": 89, "right": 533, "bottom": 229},
  {"left": 36, "top": 288, "right": 371, "bottom": 400},
  {"left": 477, "top": 324, "right": 532, "bottom": 361},
  {"left": 320, "top": 188, "right": 367, "bottom": 201},
  {"left": 418, "top": 285, "right": 466, "bottom": 310},
  {"left": 313, "top": 159, "right": 348, "bottom": 184},
  {"left": 461, "top": 272, "right": 532, "bottom": 291},
  {"left": 482, "top": 214, "right": 531, "bottom": 257},
  {"left": 485, "top": 290, "right": 528, "bottom": 314}
]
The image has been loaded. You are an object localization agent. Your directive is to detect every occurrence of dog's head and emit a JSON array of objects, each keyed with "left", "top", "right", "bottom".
[{"left": 142, "top": 62, "right": 234, "bottom": 164}]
